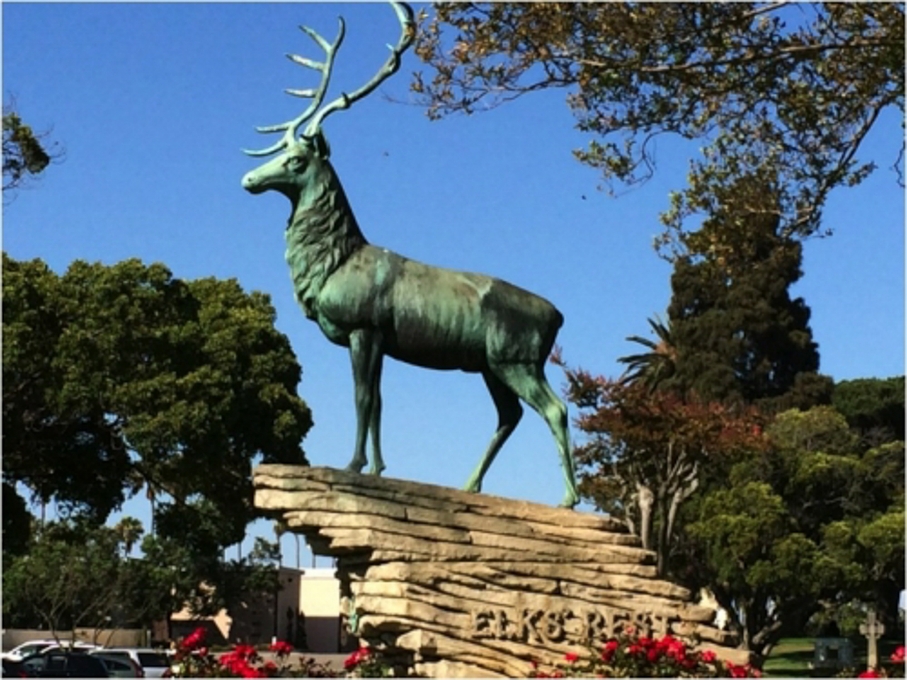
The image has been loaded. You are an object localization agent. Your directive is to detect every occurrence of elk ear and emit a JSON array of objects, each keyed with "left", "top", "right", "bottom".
[{"left": 308, "top": 130, "right": 331, "bottom": 159}]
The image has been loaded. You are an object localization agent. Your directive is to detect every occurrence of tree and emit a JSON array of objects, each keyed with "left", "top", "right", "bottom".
[
  {"left": 412, "top": 3, "right": 904, "bottom": 252},
  {"left": 681, "top": 405, "right": 904, "bottom": 657},
  {"left": 2, "top": 101, "right": 63, "bottom": 204},
  {"left": 113, "top": 517, "right": 145, "bottom": 558},
  {"left": 617, "top": 315, "right": 677, "bottom": 391},
  {"left": 662, "top": 176, "right": 831, "bottom": 408},
  {"left": 2, "top": 480, "right": 32, "bottom": 560},
  {"left": 2, "top": 255, "right": 313, "bottom": 553},
  {"left": 3, "top": 520, "right": 129, "bottom": 635},
  {"left": 832, "top": 376, "right": 906, "bottom": 445},
  {"left": 556, "top": 357, "right": 765, "bottom": 576}
]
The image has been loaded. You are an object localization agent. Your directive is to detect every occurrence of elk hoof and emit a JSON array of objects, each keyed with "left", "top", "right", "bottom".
[
  {"left": 559, "top": 491, "right": 579, "bottom": 509},
  {"left": 345, "top": 459, "right": 366, "bottom": 474},
  {"left": 369, "top": 463, "right": 385, "bottom": 476}
]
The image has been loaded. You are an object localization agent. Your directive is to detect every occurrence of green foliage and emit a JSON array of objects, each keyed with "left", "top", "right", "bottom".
[
  {"left": 618, "top": 315, "right": 677, "bottom": 391},
  {"left": 413, "top": 3, "right": 904, "bottom": 251},
  {"left": 2, "top": 102, "right": 61, "bottom": 203},
  {"left": 681, "top": 405, "right": 905, "bottom": 657},
  {"left": 2, "top": 481, "right": 32, "bottom": 559},
  {"left": 3, "top": 517, "right": 286, "bottom": 634},
  {"left": 3, "top": 520, "right": 137, "bottom": 633},
  {"left": 833, "top": 376, "right": 906, "bottom": 444},
  {"left": 2, "top": 254, "right": 312, "bottom": 549},
  {"left": 664, "top": 178, "right": 827, "bottom": 407},
  {"left": 556, "top": 358, "right": 765, "bottom": 576}
]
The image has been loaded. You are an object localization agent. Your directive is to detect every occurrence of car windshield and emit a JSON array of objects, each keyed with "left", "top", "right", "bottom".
[
  {"left": 14, "top": 643, "right": 53, "bottom": 656},
  {"left": 138, "top": 652, "right": 170, "bottom": 667}
]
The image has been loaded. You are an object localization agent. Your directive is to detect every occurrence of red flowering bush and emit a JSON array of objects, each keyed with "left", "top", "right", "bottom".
[
  {"left": 529, "top": 632, "right": 761, "bottom": 678},
  {"left": 170, "top": 627, "right": 343, "bottom": 678},
  {"left": 342, "top": 646, "right": 393, "bottom": 678},
  {"left": 842, "top": 645, "right": 907, "bottom": 679}
]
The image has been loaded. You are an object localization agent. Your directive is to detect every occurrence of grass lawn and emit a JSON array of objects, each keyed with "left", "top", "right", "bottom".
[
  {"left": 763, "top": 638, "right": 816, "bottom": 677},
  {"left": 763, "top": 636, "right": 906, "bottom": 678}
]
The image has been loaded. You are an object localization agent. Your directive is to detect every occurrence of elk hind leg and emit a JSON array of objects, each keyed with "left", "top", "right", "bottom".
[
  {"left": 492, "top": 362, "right": 579, "bottom": 508},
  {"left": 464, "top": 371, "right": 523, "bottom": 493}
]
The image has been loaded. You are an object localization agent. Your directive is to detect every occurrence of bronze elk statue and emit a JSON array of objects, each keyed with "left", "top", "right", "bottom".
[{"left": 241, "top": 2, "right": 579, "bottom": 507}]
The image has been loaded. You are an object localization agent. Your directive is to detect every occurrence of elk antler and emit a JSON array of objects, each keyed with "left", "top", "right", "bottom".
[
  {"left": 302, "top": 2, "right": 415, "bottom": 138},
  {"left": 243, "top": 16, "right": 346, "bottom": 157},
  {"left": 244, "top": 2, "right": 415, "bottom": 157}
]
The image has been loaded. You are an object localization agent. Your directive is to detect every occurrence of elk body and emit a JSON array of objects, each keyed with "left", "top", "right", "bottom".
[{"left": 242, "top": 3, "right": 579, "bottom": 507}]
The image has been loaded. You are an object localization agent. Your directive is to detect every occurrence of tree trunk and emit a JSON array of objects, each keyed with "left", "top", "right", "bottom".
[{"left": 636, "top": 482, "right": 654, "bottom": 551}]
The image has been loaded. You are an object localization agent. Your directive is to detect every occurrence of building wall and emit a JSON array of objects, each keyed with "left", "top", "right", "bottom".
[
  {"left": 298, "top": 568, "right": 342, "bottom": 653},
  {"left": 169, "top": 566, "right": 344, "bottom": 652}
]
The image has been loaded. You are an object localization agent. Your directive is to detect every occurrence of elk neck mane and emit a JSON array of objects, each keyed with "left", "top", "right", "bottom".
[{"left": 285, "top": 166, "right": 368, "bottom": 319}]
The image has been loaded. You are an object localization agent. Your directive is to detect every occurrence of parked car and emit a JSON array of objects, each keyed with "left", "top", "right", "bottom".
[
  {"left": 92, "top": 654, "right": 144, "bottom": 678},
  {"left": 17, "top": 651, "right": 110, "bottom": 677},
  {"left": 2, "top": 641, "right": 101, "bottom": 662},
  {"left": 1, "top": 658, "right": 26, "bottom": 677},
  {"left": 89, "top": 649, "right": 170, "bottom": 679}
]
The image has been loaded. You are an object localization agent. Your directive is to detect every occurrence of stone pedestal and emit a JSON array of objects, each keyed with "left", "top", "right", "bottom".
[{"left": 253, "top": 465, "right": 750, "bottom": 677}]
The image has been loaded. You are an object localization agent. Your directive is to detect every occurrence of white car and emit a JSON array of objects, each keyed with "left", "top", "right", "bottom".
[
  {"left": 89, "top": 647, "right": 173, "bottom": 678},
  {"left": 1, "top": 638, "right": 102, "bottom": 661}
]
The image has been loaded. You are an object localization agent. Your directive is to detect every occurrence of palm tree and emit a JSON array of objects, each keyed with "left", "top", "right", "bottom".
[
  {"left": 113, "top": 517, "right": 145, "bottom": 557},
  {"left": 273, "top": 521, "right": 287, "bottom": 568},
  {"left": 618, "top": 315, "right": 678, "bottom": 391}
]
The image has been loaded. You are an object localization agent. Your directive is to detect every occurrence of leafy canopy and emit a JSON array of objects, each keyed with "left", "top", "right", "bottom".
[
  {"left": 2, "top": 255, "right": 312, "bottom": 548},
  {"left": 413, "top": 3, "right": 904, "bottom": 254},
  {"left": 2, "top": 100, "right": 63, "bottom": 204}
]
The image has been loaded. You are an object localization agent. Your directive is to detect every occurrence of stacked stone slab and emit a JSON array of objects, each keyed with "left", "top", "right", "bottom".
[{"left": 254, "top": 465, "right": 749, "bottom": 677}]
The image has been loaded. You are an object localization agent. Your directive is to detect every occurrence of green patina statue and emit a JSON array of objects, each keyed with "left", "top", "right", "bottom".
[{"left": 241, "top": 3, "right": 579, "bottom": 508}]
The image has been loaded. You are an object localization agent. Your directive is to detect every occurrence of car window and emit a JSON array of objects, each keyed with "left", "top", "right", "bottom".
[
  {"left": 70, "top": 655, "right": 109, "bottom": 675},
  {"left": 45, "top": 654, "right": 67, "bottom": 671},
  {"left": 98, "top": 656, "right": 131, "bottom": 671},
  {"left": 21, "top": 656, "right": 46, "bottom": 671},
  {"left": 137, "top": 652, "right": 169, "bottom": 667},
  {"left": 100, "top": 651, "right": 130, "bottom": 660}
]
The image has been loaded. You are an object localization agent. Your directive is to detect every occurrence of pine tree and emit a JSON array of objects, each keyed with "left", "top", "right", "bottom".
[{"left": 665, "top": 177, "right": 830, "bottom": 407}]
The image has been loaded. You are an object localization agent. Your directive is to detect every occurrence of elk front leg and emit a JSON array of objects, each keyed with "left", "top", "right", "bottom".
[
  {"left": 346, "top": 330, "right": 384, "bottom": 475},
  {"left": 368, "top": 350, "right": 385, "bottom": 475}
]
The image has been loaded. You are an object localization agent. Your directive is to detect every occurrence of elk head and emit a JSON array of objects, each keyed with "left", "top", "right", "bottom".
[{"left": 241, "top": 2, "right": 415, "bottom": 199}]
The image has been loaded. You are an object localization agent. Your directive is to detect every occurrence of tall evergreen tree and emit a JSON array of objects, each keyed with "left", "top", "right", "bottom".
[{"left": 664, "top": 176, "right": 830, "bottom": 407}]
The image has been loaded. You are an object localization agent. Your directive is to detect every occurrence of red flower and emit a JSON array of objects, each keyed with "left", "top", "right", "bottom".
[
  {"left": 647, "top": 647, "right": 661, "bottom": 663},
  {"left": 701, "top": 650, "right": 717, "bottom": 663},
  {"left": 269, "top": 640, "right": 294, "bottom": 656},
  {"left": 858, "top": 671, "right": 882, "bottom": 678},
  {"left": 181, "top": 627, "right": 206, "bottom": 651},
  {"left": 196, "top": 647, "right": 208, "bottom": 658},
  {"left": 564, "top": 653, "right": 579, "bottom": 663},
  {"left": 601, "top": 640, "right": 619, "bottom": 662},
  {"left": 892, "top": 646, "right": 906, "bottom": 663},
  {"left": 343, "top": 646, "right": 372, "bottom": 670}
]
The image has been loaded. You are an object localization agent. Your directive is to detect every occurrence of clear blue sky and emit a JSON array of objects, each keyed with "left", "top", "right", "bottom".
[{"left": 3, "top": 2, "right": 904, "bottom": 567}]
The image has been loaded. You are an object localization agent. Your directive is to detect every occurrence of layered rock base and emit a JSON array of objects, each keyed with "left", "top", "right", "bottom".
[{"left": 254, "top": 465, "right": 748, "bottom": 677}]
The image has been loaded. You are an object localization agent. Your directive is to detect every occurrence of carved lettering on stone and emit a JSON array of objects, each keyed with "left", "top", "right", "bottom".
[{"left": 469, "top": 604, "right": 675, "bottom": 646}]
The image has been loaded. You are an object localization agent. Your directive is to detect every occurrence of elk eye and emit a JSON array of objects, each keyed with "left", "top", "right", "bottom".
[{"left": 286, "top": 156, "right": 305, "bottom": 171}]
